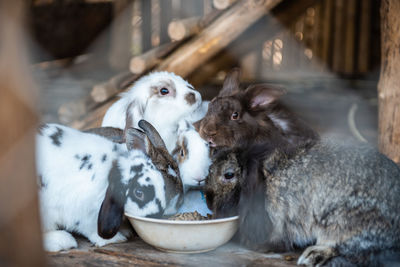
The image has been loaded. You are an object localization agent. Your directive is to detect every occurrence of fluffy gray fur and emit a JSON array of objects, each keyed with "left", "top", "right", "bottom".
[{"left": 205, "top": 139, "right": 400, "bottom": 266}]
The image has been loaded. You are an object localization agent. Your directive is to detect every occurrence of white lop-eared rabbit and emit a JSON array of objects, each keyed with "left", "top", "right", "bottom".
[
  {"left": 102, "top": 71, "right": 205, "bottom": 153},
  {"left": 36, "top": 120, "right": 183, "bottom": 252}
]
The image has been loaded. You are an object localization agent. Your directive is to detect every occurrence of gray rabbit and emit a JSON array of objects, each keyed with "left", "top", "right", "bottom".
[{"left": 204, "top": 139, "right": 400, "bottom": 266}]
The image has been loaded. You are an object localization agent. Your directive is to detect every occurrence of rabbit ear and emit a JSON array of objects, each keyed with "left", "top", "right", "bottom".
[
  {"left": 138, "top": 120, "right": 168, "bottom": 153},
  {"left": 125, "top": 100, "right": 145, "bottom": 130},
  {"left": 97, "top": 172, "right": 125, "bottom": 239},
  {"left": 219, "top": 68, "right": 241, "bottom": 97},
  {"left": 125, "top": 127, "right": 149, "bottom": 153},
  {"left": 138, "top": 119, "right": 182, "bottom": 194},
  {"left": 238, "top": 155, "right": 273, "bottom": 248},
  {"left": 244, "top": 84, "right": 286, "bottom": 110},
  {"left": 84, "top": 127, "right": 125, "bottom": 143}
]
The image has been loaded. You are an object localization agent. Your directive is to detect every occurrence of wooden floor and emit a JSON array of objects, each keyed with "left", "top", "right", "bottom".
[{"left": 47, "top": 236, "right": 299, "bottom": 267}]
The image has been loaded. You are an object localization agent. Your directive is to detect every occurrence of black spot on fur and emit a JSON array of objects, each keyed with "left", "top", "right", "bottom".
[
  {"left": 50, "top": 127, "right": 64, "bottom": 146},
  {"left": 76, "top": 154, "right": 93, "bottom": 170},
  {"left": 102, "top": 154, "right": 107, "bottom": 162},
  {"left": 38, "top": 175, "right": 47, "bottom": 189},
  {"left": 127, "top": 173, "right": 156, "bottom": 209},
  {"left": 130, "top": 164, "right": 144, "bottom": 174},
  {"left": 146, "top": 177, "right": 150, "bottom": 182},
  {"left": 37, "top": 124, "right": 49, "bottom": 136},
  {"left": 75, "top": 221, "right": 80, "bottom": 226},
  {"left": 146, "top": 198, "right": 164, "bottom": 218},
  {"left": 185, "top": 92, "right": 196, "bottom": 105},
  {"left": 112, "top": 144, "right": 118, "bottom": 152}
]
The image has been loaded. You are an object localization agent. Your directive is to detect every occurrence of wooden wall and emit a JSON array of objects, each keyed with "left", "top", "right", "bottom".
[
  {"left": 110, "top": 0, "right": 381, "bottom": 78},
  {"left": 0, "top": 1, "right": 46, "bottom": 266}
]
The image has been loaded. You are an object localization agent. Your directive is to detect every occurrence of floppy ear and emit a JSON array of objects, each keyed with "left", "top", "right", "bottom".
[
  {"left": 84, "top": 127, "right": 125, "bottom": 143},
  {"left": 97, "top": 185, "right": 124, "bottom": 239},
  {"left": 219, "top": 68, "right": 241, "bottom": 97},
  {"left": 124, "top": 99, "right": 145, "bottom": 132},
  {"left": 125, "top": 127, "right": 149, "bottom": 153},
  {"left": 244, "top": 84, "right": 286, "bottom": 110}
]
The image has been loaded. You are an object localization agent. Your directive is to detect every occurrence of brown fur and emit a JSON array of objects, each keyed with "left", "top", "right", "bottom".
[{"left": 197, "top": 68, "right": 319, "bottom": 152}]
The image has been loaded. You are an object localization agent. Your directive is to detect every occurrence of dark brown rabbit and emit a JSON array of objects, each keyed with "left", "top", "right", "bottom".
[{"left": 197, "top": 68, "right": 319, "bottom": 151}]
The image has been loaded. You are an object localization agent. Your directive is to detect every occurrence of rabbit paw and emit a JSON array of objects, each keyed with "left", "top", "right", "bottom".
[
  {"left": 43, "top": 230, "right": 78, "bottom": 252},
  {"left": 90, "top": 232, "right": 128, "bottom": 247},
  {"left": 297, "top": 245, "right": 337, "bottom": 267}
]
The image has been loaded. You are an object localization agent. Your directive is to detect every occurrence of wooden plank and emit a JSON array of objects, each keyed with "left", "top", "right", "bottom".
[
  {"left": 168, "top": 16, "right": 202, "bottom": 41},
  {"left": 47, "top": 237, "right": 299, "bottom": 267},
  {"left": 378, "top": 0, "right": 400, "bottom": 163},
  {"left": 213, "top": 0, "right": 237, "bottom": 10},
  {"left": 0, "top": 1, "right": 45, "bottom": 266},
  {"left": 332, "top": 0, "right": 345, "bottom": 73},
  {"left": 358, "top": 0, "right": 371, "bottom": 74},
  {"left": 343, "top": 0, "right": 356, "bottom": 75},
  {"left": 321, "top": 0, "right": 333, "bottom": 69},
  {"left": 129, "top": 41, "right": 183, "bottom": 74}
]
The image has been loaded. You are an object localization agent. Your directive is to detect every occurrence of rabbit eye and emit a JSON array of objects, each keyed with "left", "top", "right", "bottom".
[
  {"left": 231, "top": 112, "right": 239, "bottom": 120},
  {"left": 224, "top": 172, "right": 235, "bottom": 180},
  {"left": 134, "top": 188, "right": 144, "bottom": 201},
  {"left": 160, "top": 88, "right": 169, "bottom": 95},
  {"left": 180, "top": 149, "right": 184, "bottom": 157}
]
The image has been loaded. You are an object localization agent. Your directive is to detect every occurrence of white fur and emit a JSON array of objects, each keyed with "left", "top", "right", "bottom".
[
  {"left": 269, "top": 113, "right": 290, "bottom": 132},
  {"left": 36, "top": 124, "right": 170, "bottom": 252},
  {"left": 102, "top": 71, "right": 203, "bottom": 153},
  {"left": 175, "top": 120, "right": 211, "bottom": 189}
]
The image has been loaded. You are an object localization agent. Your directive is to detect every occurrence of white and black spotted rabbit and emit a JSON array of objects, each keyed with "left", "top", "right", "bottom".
[
  {"left": 36, "top": 120, "right": 183, "bottom": 252},
  {"left": 205, "top": 139, "right": 400, "bottom": 266}
]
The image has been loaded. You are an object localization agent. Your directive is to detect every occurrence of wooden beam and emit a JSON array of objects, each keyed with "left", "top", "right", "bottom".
[
  {"left": 358, "top": 0, "right": 371, "bottom": 74},
  {"left": 343, "top": 0, "right": 356, "bottom": 75},
  {"left": 129, "top": 41, "right": 183, "bottom": 74},
  {"left": 156, "top": 0, "right": 283, "bottom": 77},
  {"left": 168, "top": 17, "right": 202, "bottom": 41},
  {"left": 213, "top": 0, "right": 237, "bottom": 10},
  {"left": 378, "top": 0, "right": 400, "bottom": 163}
]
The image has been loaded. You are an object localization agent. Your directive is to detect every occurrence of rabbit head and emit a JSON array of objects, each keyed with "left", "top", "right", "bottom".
[
  {"left": 204, "top": 148, "right": 243, "bottom": 219},
  {"left": 135, "top": 119, "right": 184, "bottom": 215},
  {"left": 197, "top": 68, "right": 318, "bottom": 150},
  {"left": 97, "top": 120, "right": 184, "bottom": 238},
  {"left": 102, "top": 71, "right": 202, "bottom": 137},
  {"left": 171, "top": 120, "right": 211, "bottom": 189}
]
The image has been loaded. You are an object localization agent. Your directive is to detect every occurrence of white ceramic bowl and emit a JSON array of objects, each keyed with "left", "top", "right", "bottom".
[{"left": 125, "top": 213, "right": 239, "bottom": 253}]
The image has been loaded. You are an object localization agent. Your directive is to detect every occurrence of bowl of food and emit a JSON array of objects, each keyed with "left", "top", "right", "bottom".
[{"left": 125, "top": 211, "right": 239, "bottom": 253}]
